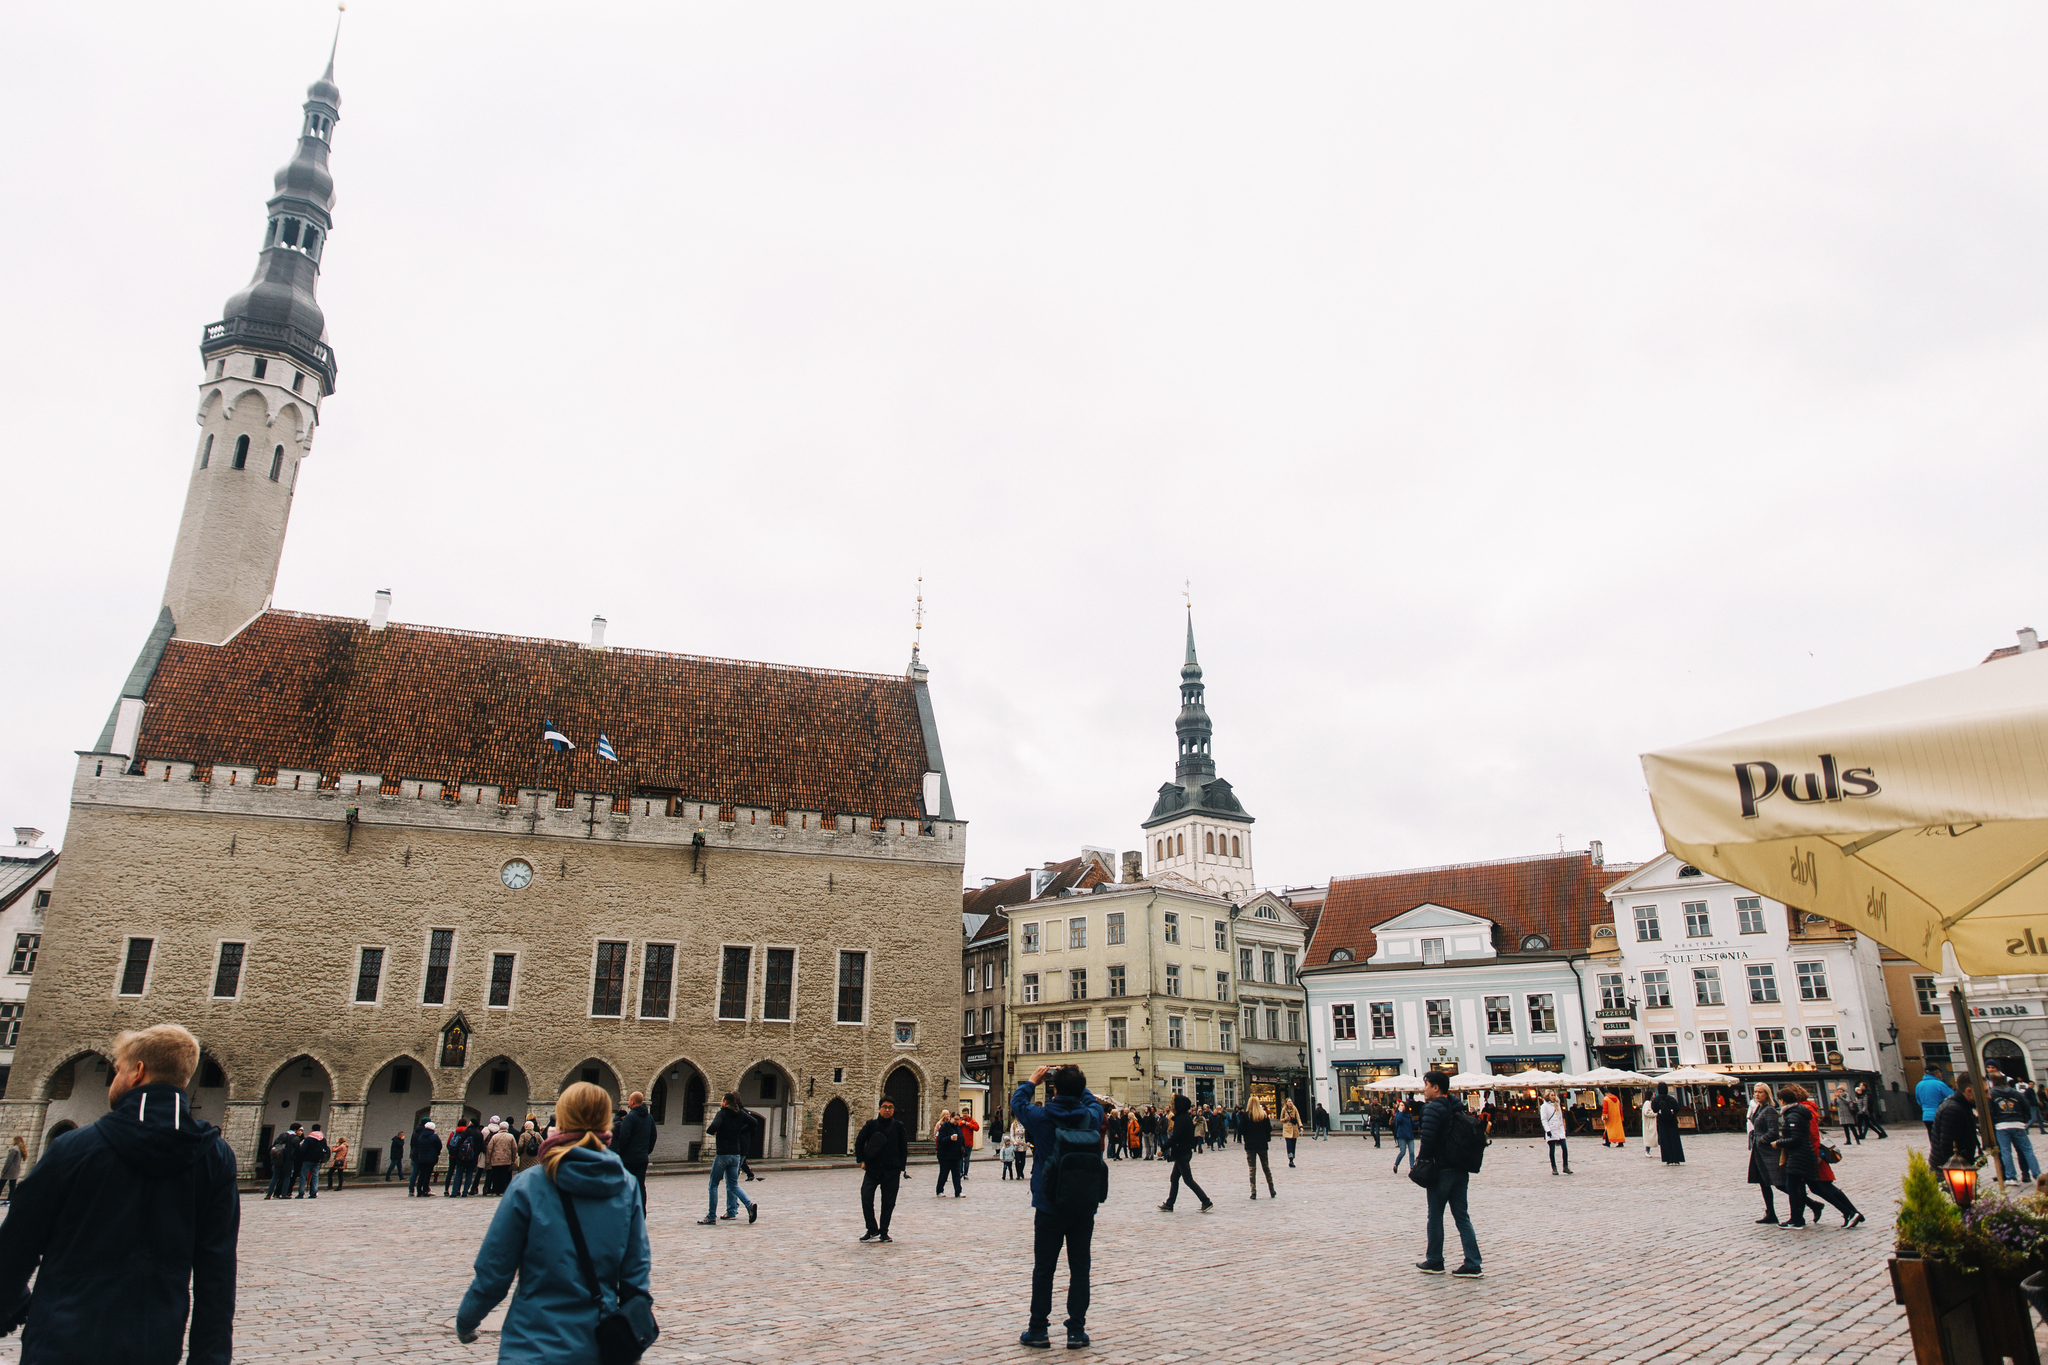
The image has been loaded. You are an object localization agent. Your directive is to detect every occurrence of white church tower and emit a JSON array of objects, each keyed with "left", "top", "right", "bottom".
[
  {"left": 1142, "top": 612, "right": 1255, "bottom": 898},
  {"left": 159, "top": 42, "right": 343, "bottom": 645}
]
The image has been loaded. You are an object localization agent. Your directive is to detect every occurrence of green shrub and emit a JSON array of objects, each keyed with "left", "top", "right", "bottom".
[{"left": 1897, "top": 1151, "right": 1963, "bottom": 1259}]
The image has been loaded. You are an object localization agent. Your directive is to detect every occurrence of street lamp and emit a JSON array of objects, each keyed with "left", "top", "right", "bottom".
[
  {"left": 1878, "top": 1021, "right": 1901, "bottom": 1052},
  {"left": 1940, "top": 1160, "right": 1979, "bottom": 1210},
  {"left": 1132, "top": 1053, "right": 1144, "bottom": 1078}
]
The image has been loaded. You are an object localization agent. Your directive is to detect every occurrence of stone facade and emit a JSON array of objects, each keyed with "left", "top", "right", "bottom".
[{"left": 0, "top": 756, "right": 964, "bottom": 1174}]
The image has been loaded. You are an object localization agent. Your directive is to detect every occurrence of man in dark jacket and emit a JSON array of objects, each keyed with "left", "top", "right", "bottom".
[
  {"left": 699, "top": 1093, "right": 758, "bottom": 1226},
  {"left": 1138, "top": 1106, "right": 1158, "bottom": 1160},
  {"left": 855, "top": 1097, "right": 909, "bottom": 1243},
  {"left": 1930, "top": 1075, "right": 1981, "bottom": 1169},
  {"left": 386, "top": 1132, "right": 405, "bottom": 1183},
  {"left": 1415, "top": 1070, "right": 1482, "bottom": 1279},
  {"left": 1012, "top": 1062, "right": 1105, "bottom": 1350},
  {"left": 266, "top": 1124, "right": 301, "bottom": 1200},
  {"left": 293, "top": 1128, "right": 329, "bottom": 1199},
  {"left": 0, "top": 1023, "right": 239, "bottom": 1365},
  {"left": 614, "top": 1091, "right": 657, "bottom": 1213},
  {"left": 409, "top": 1121, "right": 442, "bottom": 1197}
]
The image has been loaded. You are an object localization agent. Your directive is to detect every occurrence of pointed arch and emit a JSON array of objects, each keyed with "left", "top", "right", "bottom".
[
  {"left": 36, "top": 1048, "right": 114, "bottom": 1102},
  {"left": 270, "top": 401, "right": 308, "bottom": 441},
  {"left": 224, "top": 387, "right": 271, "bottom": 423},
  {"left": 357, "top": 1053, "right": 436, "bottom": 1105}
]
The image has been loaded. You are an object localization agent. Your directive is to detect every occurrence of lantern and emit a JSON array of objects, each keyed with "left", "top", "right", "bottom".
[{"left": 1940, "top": 1160, "right": 1979, "bottom": 1210}]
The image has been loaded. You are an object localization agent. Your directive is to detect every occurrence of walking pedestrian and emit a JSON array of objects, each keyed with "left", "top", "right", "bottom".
[
  {"left": 1157, "top": 1091, "right": 1213, "bottom": 1213},
  {"left": 1012, "top": 1063, "right": 1106, "bottom": 1349},
  {"left": 454, "top": 1081, "right": 653, "bottom": 1358},
  {"left": 1989, "top": 1073, "right": 2041, "bottom": 1182},
  {"left": 956, "top": 1108, "right": 980, "bottom": 1181},
  {"left": 1414, "top": 1070, "right": 1483, "bottom": 1278},
  {"left": 1930, "top": 1074, "right": 1981, "bottom": 1169},
  {"left": 934, "top": 1110, "right": 966, "bottom": 1197},
  {"left": 1600, "top": 1089, "right": 1625, "bottom": 1148},
  {"left": 1243, "top": 1100, "right": 1278, "bottom": 1198},
  {"left": 1854, "top": 1083, "right": 1888, "bottom": 1141},
  {"left": 1747, "top": 1083, "right": 1813, "bottom": 1225},
  {"left": 1540, "top": 1093, "right": 1572, "bottom": 1174},
  {"left": 1139, "top": 1106, "right": 1158, "bottom": 1160},
  {"left": 327, "top": 1135, "right": 349, "bottom": 1191},
  {"left": 0, "top": 1137, "right": 23, "bottom": 1203},
  {"left": 0, "top": 1023, "right": 239, "bottom": 1365},
  {"left": 1916, "top": 1068, "right": 1956, "bottom": 1147},
  {"left": 1774, "top": 1083, "right": 1866, "bottom": 1229},
  {"left": 613, "top": 1090, "right": 655, "bottom": 1214},
  {"left": 1392, "top": 1102, "right": 1417, "bottom": 1173},
  {"left": 1650, "top": 1083, "right": 1685, "bottom": 1165},
  {"left": 1313, "top": 1102, "right": 1331, "bottom": 1140},
  {"left": 699, "top": 1093, "right": 758, "bottom": 1226},
  {"left": 1280, "top": 1098, "right": 1303, "bottom": 1167},
  {"left": 410, "top": 1121, "right": 442, "bottom": 1197},
  {"left": 295, "top": 1128, "right": 329, "bottom": 1198},
  {"left": 1207, "top": 1106, "right": 1226, "bottom": 1153},
  {"left": 1830, "top": 1084, "right": 1861, "bottom": 1146},
  {"left": 855, "top": 1098, "right": 908, "bottom": 1242},
  {"left": 1367, "top": 1104, "right": 1381, "bottom": 1149},
  {"left": 484, "top": 1123, "right": 517, "bottom": 1196},
  {"left": 386, "top": 1132, "right": 405, "bottom": 1183}
]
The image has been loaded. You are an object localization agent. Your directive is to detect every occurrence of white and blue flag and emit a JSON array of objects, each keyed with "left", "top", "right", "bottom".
[
  {"left": 596, "top": 732, "right": 618, "bottom": 763},
  {"left": 542, "top": 719, "right": 575, "bottom": 753}
]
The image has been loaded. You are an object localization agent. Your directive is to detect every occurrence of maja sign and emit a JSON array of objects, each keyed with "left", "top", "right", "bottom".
[{"left": 1735, "top": 755, "right": 1880, "bottom": 819}]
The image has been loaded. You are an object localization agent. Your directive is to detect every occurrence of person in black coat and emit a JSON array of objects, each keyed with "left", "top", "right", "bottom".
[
  {"left": 613, "top": 1091, "right": 657, "bottom": 1213},
  {"left": 409, "top": 1121, "right": 443, "bottom": 1197},
  {"left": 855, "top": 1098, "right": 910, "bottom": 1242},
  {"left": 1773, "top": 1084, "right": 1865, "bottom": 1229},
  {"left": 1243, "top": 1101, "right": 1278, "bottom": 1198},
  {"left": 1157, "top": 1092, "right": 1212, "bottom": 1213},
  {"left": 933, "top": 1112, "right": 967, "bottom": 1197},
  {"left": 0, "top": 1024, "right": 239, "bottom": 1365},
  {"left": 1650, "top": 1083, "right": 1685, "bottom": 1165},
  {"left": 1930, "top": 1075, "right": 1982, "bottom": 1169},
  {"left": 1746, "top": 1083, "right": 1820, "bottom": 1226},
  {"left": 386, "top": 1133, "right": 405, "bottom": 1183}
]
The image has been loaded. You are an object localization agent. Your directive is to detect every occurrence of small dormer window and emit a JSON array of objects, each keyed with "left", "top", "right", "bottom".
[
  {"left": 1421, "top": 937, "right": 1445, "bottom": 964},
  {"left": 1329, "top": 948, "right": 1354, "bottom": 963},
  {"left": 1678, "top": 865, "right": 1702, "bottom": 877},
  {"left": 1520, "top": 934, "right": 1551, "bottom": 952}
]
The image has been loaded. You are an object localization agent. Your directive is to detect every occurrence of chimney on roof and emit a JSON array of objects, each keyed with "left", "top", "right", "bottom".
[
  {"left": 13, "top": 828, "right": 43, "bottom": 847},
  {"left": 2021, "top": 628, "right": 2039, "bottom": 653},
  {"left": 980, "top": 877, "right": 999, "bottom": 889},
  {"left": 368, "top": 589, "right": 391, "bottom": 632},
  {"left": 590, "top": 615, "right": 608, "bottom": 648},
  {"left": 1122, "top": 850, "right": 1142, "bottom": 884},
  {"left": 1589, "top": 839, "right": 1604, "bottom": 867}
]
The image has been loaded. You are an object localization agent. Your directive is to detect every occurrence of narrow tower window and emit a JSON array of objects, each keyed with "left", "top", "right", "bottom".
[
  {"left": 268, "top": 446, "right": 283, "bottom": 481},
  {"left": 252, "top": 357, "right": 268, "bottom": 379},
  {"left": 291, "top": 371, "right": 305, "bottom": 393},
  {"left": 213, "top": 359, "right": 225, "bottom": 378},
  {"left": 279, "top": 219, "right": 301, "bottom": 249},
  {"left": 232, "top": 435, "right": 250, "bottom": 470},
  {"left": 1231, "top": 835, "right": 1240, "bottom": 857},
  {"left": 199, "top": 434, "right": 213, "bottom": 469},
  {"left": 302, "top": 228, "right": 320, "bottom": 258}
]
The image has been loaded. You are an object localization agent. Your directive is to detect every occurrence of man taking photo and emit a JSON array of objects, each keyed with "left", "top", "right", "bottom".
[
  {"left": 1012, "top": 1062, "right": 1106, "bottom": 1350},
  {"left": 0, "top": 1023, "right": 240, "bottom": 1364}
]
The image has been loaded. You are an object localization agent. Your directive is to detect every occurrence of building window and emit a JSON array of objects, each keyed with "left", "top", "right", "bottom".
[
  {"left": 1107, "top": 965, "right": 1126, "bottom": 997},
  {"left": 637, "top": 944, "right": 674, "bottom": 1018},
  {"left": 1683, "top": 902, "right": 1711, "bottom": 937},
  {"left": 1703, "top": 1030, "right": 1733, "bottom": 1065},
  {"left": 1634, "top": 905, "right": 1661, "bottom": 942},
  {"left": 1598, "top": 973, "right": 1625, "bottom": 1010},
  {"left": 1693, "top": 967, "right": 1723, "bottom": 1006},
  {"left": 489, "top": 952, "right": 517, "bottom": 1008},
  {"left": 1923, "top": 1041, "right": 1953, "bottom": 1072},
  {"left": 1484, "top": 995, "right": 1513, "bottom": 1034},
  {"left": 1370, "top": 1002, "right": 1396, "bottom": 1040},
  {"left": 1652, "top": 1032, "right": 1681, "bottom": 1069},
  {"left": 714, "top": 946, "right": 750, "bottom": 1019},
  {"left": 268, "top": 445, "right": 284, "bottom": 481},
  {"left": 211, "top": 942, "right": 245, "bottom": 999},
  {"left": 387, "top": 1062, "right": 412, "bottom": 1094},
  {"left": 1266, "top": 1006, "right": 1281, "bottom": 1039},
  {"left": 1070, "top": 1019, "right": 1089, "bottom": 1051},
  {"left": 1747, "top": 963, "right": 1780, "bottom": 1004},
  {"left": 1243, "top": 1005, "right": 1258, "bottom": 1039},
  {"left": 763, "top": 947, "right": 795, "bottom": 1020},
  {"left": 1420, "top": 938, "right": 1445, "bottom": 964},
  {"left": 489, "top": 1065, "right": 510, "bottom": 1095},
  {"left": 983, "top": 961, "right": 996, "bottom": 991},
  {"left": 1641, "top": 969, "right": 1672, "bottom": 1009},
  {"left": 1914, "top": 975, "right": 1940, "bottom": 1015},
  {"left": 1262, "top": 950, "right": 1277, "bottom": 983},
  {"left": 1796, "top": 961, "right": 1830, "bottom": 1001},
  {"left": 1172, "top": 1075, "right": 1185, "bottom": 1097},
  {"left": 963, "top": 1009, "right": 977, "bottom": 1039},
  {"left": 0, "top": 1003, "right": 22, "bottom": 1049},
  {"left": 1239, "top": 947, "right": 1254, "bottom": 979},
  {"left": 422, "top": 929, "right": 454, "bottom": 1005},
  {"left": 1214, "top": 920, "right": 1228, "bottom": 951},
  {"left": 1107, "top": 912, "right": 1125, "bottom": 945},
  {"left": 1068, "top": 916, "right": 1087, "bottom": 950},
  {"left": 199, "top": 433, "right": 212, "bottom": 469},
  {"left": 1216, "top": 971, "right": 1230, "bottom": 1001},
  {"left": 1527, "top": 993, "right": 1556, "bottom": 1033},
  {"left": 1168, "top": 1016, "right": 1184, "bottom": 1049},
  {"left": 1231, "top": 836, "right": 1241, "bottom": 857},
  {"left": 591, "top": 941, "right": 628, "bottom": 1017},
  {"left": 9, "top": 934, "right": 38, "bottom": 975},
  {"left": 1022, "top": 1023, "right": 1040, "bottom": 1053},
  {"left": 1070, "top": 967, "right": 1089, "bottom": 1001},
  {"left": 1287, "top": 1010, "right": 1301, "bottom": 1041},
  {"left": 1332, "top": 1003, "right": 1357, "bottom": 1040},
  {"left": 1165, "top": 964, "right": 1182, "bottom": 996},
  {"left": 1220, "top": 1020, "right": 1235, "bottom": 1050},
  {"left": 1283, "top": 953, "right": 1297, "bottom": 984},
  {"left": 1045, "top": 1021, "right": 1063, "bottom": 1053},
  {"left": 1108, "top": 1016, "right": 1127, "bottom": 1048},
  {"left": 31, "top": 891, "right": 47, "bottom": 910},
  {"left": 1757, "top": 1028, "right": 1789, "bottom": 1064},
  {"left": 354, "top": 947, "right": 384, "bottom": 1003},
  {"left": 1807, "top": 1025, "right": 1839, "bottom": 1066},
  {"left": 1164, "top": 913, "right": 1180, "bottom": 945},
  {"left": 837, "top": 951, "right": 867, "bottom": 1023},
  {"left": 1737, "top": 897, "right": 1766, "bottom": 934},
  {"left": 252, "top": 357, "right": 268, "bottom": 379},
  {"left": 118, "top": 937, "right": 153, "bottom": 996},
  {"left": 981, "top": 1005, "right": 993, "bottom": 1035},
  {"left": 1426, "top": 998, "right": 1454, "bottom": 1037},
  {"left": 1023, "top": 973, "right": 1040, "bottom": 1004},
  {"left": 1022, "top": 923, "right": 1039, "bottom": 953}
]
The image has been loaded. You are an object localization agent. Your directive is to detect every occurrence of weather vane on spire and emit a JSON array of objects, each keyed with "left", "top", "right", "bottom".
[
  {"left": 1183, "top": 578, "right": 1191, "bottom": 612},
  {"left": 911, "top": 577, "right": 924, "bottom": 664}
]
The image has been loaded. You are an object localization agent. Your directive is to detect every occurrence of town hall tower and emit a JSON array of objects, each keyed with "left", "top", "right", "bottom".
[{"left": 1143, "top": 613, "right": 1255, "bottom": 898}]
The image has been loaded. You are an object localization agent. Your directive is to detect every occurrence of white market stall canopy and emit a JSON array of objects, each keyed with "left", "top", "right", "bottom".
[
  {"left": 1651, "top": 1067, "right": 1741, "bottom": 1086},
  {"left": 1576, "top": 1067, "right": 1655, "bottom": 1087}
]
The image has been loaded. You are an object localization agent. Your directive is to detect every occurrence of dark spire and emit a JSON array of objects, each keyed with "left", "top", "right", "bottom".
[
  {"left": 1174, "top": 608, "right": 1214, "bottom": 784},
  {"left": 201, "top": 39, "right": 343, "bottom": 394}
]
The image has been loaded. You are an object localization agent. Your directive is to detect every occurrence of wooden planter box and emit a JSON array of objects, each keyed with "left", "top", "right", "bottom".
[{"left": 1890, "top": 1253, "right": 2042, "bottom": 1365}]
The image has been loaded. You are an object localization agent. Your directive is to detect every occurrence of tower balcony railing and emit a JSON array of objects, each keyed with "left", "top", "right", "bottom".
[{"left": 200, "top": 318, "right": 337, "bottom": 391}]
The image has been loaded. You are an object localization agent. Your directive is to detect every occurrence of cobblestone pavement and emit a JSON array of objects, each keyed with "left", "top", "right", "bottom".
[{"left": 0, "top": 1131, "right": 2006, "bottom": 1364}]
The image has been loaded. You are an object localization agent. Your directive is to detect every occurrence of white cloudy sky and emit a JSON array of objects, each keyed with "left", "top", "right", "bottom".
[{"left": 4, "top": 4, "right": 2045, "bottom": 890}]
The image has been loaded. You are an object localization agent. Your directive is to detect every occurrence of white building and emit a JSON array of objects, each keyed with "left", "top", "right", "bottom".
[
  {"left": 0, "top": 828, "right": 58, "bottom": 1099},
  {"left": 1234, "top": 891, "right": 1311, "bottom": 1116}
]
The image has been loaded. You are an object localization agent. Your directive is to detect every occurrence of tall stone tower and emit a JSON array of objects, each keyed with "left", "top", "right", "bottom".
[
  {"left": 159, "top": 46, "right": 342, "bottom": 645},
  {"left": 1142, "top": 612, "right": 1255, "bottom": 898}
]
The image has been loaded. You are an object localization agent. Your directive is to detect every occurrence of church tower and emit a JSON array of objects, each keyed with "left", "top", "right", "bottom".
[
  {"left": 159, "top": 43, "right": 342, "bottom": 645},
  {"left": 1142, "top": 612, "right": 1255, "bottom": 898}
]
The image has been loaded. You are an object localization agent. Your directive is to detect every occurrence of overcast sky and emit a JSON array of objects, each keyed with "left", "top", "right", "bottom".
[{"left": 4, "top": 4, "right": 2045, "bottom": 891}]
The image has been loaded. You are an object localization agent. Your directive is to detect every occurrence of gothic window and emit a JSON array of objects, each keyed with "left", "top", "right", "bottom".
[
  {"left": 269, "top": 445, "right": 284, "bottom": 481},
  {"left": 232, "top": 435, "right": 250, "bottom": 470},
  {"left": 1205, "top": 831, "right": 1215, "bottom": 854},
  {"left": 199, "top": 433, "right": 212, "bottom": 469}
]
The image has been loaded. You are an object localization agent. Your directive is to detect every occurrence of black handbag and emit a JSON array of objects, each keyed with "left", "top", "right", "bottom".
[
  {"left": 555, "top": 1181, "right": 659, "bottom": 1365},
  {"left": 1407, "top": 1155, "right": 1440, "bottom": 1188}
]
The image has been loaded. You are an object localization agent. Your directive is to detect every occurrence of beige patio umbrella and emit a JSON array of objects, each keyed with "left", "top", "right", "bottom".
[
  {"left": 1641, "top": 647, "right": 2048, "bottom": 977},
  {"left": 1651, "top": 1067, "right": 1741, "bottom": 1086}
]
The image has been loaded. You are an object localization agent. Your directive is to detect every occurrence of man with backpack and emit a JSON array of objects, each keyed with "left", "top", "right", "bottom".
[
  {"left": 1413, "top": 1070, "right": 1483, "bottom": 1279},
  {"left": 442, "top": 1122, "right": 475, "bottom": 1196},
  {"left": 1011, "top": 1062, "right": 1106, "bottom": 1350}
]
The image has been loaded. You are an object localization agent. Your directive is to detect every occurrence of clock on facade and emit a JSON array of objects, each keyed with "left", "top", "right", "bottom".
[{"left": 500, "top": 860, "right": 533, "bottom": 890}]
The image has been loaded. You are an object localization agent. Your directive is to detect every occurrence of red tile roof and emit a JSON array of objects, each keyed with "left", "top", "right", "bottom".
[
  {"left": 137, "top": 611, "right": 935, "bottom": 818},
  {"left": 962, "top": 856, "right": 1114, "bottom": 936},
  {"left": 1304, "top": 851, "right": 1625, "bottom": 968}
]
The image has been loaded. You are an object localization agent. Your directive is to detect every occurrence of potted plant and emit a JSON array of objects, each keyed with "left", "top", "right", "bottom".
[{"left": 1891, "top": 1152, "right": 2045, "bottom": 1365}]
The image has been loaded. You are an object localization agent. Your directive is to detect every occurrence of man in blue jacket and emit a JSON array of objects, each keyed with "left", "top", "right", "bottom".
[
  {"left": 1916, "top": 1068, "right": 1956, "bottom": 1146},
  {"left": 0, "top": 1023, "right": 239, "bottom": 1365},
  {"left": 1011, "top": 1062, "right": 1104, "bottom": 1350},
  {"left": 1415, "top": 1070, "right": 1482, "bottom": 1279}
]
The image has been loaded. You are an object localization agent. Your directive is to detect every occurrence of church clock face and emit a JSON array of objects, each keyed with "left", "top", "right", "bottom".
[{"left": 500, "top": 859, "right": 533, "bottom": 890}]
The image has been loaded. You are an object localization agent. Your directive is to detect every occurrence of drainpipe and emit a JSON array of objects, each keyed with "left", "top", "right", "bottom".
[{"left": 1565, "top": 955, "right": 1597, "bottom": 1073}]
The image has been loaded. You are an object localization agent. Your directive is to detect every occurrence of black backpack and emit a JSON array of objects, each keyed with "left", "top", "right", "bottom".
[
  {"left": 1043, "top": 1119, "right": 1109, "bottom": 1219},
  {"left": 1443, "top": 1108, "right": 1489, "bottom": 1175}
]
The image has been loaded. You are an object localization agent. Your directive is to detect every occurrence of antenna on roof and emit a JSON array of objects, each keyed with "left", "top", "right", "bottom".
[{"left": 911, "top": 577, "right": 924, "bottom": 664}]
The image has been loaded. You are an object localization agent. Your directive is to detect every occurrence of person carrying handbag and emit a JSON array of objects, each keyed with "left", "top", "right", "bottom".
[
  {"left": 456, "top": 1081, "right": 657, "bottom": 1363},
  {"left": 1771, "top": 1083, "right": 1865, "bottom": 1231}
]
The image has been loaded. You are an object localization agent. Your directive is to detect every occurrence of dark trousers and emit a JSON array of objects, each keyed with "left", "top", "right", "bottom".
[
  {"left": 1247, "top": 1148, "right": 1275, "bottom": 1194},
  {"left": 386, "top": 1155, "right": 403, "bottom": 1182},
  {"left": 624, "top": 1159, "right": 649, "bottom": 1213},
  {"left": 1164, "top": 1153, "right": 1207, "bottom": 1209},
  {"left": 1547, "top": 1138, "right": 1570, "bottom": 1173},
  {"left": 1861, "top": 1114, "right": 1888, "bottom": 1139},
  {"left": 266, "top": 1162, "right": 291, "bottom": 1198},
  {"left": 1284, "top": 1137, "right": 1298, "bottom": 1162},
  {"left": 1425, "top": 1168, "right": 1481, "bottom": 1268},
  {"left": 862, "top": 1168, "right": 901, "bottom": 1234},
  {"left": 1784, "top": 1175, "right": 1857, "bottom": 1225},
  {"left": 1030, "top": 1209, "right": 1094, "bottom": 1332},
  {"left": 411, "top": 1160, "right": 437, "bottom": 1195},
  {"left": 936, "top": 1155, "right": 962, "bottom": 1196}
]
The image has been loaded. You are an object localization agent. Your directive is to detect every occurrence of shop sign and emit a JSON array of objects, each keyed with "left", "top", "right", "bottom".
[
  {"left": 1595, "top": 1007, "right": 1634, "bottom": 1020},
  {"left": 1970, "top": 1004, "right": 2032, "bottom": 1018},
  {"left": 965, "top": 1052, "right": 989, "bottom": 1064},
  {"left": 1656, "top": 948, "right": 1752, "bottom": 966},
  {"left": 1601, "top": 1021, "right": 1634, "bottom": 1031},
  {"left": 1184, "top": 1062, "right": 1226, "bottom": 1075}
]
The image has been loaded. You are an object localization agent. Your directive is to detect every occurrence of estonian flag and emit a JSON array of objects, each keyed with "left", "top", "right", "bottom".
[
  {"left": 597, "top": 732, "right": 618, "bottom": 763},
  {"left": 542, "top": 719, "right": 575, "bottom": 753}
]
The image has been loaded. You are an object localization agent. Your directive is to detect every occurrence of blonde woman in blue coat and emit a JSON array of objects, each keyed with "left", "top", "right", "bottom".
[{"left": 456, "top": 1082, "right": 652, "bottom": 1362}]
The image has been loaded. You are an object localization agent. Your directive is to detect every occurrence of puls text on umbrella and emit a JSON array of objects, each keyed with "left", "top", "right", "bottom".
[{"left": 1735, "top": 755, "right": 1879, "bottom": 818}]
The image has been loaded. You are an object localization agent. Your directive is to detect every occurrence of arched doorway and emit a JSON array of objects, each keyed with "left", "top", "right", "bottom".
[
  {"left": 740, "top": 1062, "right": 794, "bottom": 1159},
  {"left": 561, "top": 1059, "right": 622, "bottom": 1115},
  {"left": 360, "top": 1056, "right": 433, "bottom": 1174},
  {"left": 649, "top": 1060, "right": 710, "bottom": 1161},
  {"left": 465, "top": 1057, "right": 532, "bottom": 1125},
  {"left": 41, "top": 1120, "right": 77, "bottom": 1155},
  {"left": 819, "top": 1097, "right": 850, "bottom": 1155},
  {"left": 1986, "top": 1037, "right": 2032, "bottom": 1083},
  {"left": 190, "top": 1054, "right": 230, "bottom": 1128},
  {"left": 40, "top": 1052, "right": 114, "bottom": 1146},
  {"left": 884, "top": 1066, "right": 921, "bottom": 1135}
]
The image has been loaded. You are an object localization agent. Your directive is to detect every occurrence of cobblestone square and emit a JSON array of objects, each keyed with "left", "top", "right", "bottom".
[{"left": 0, "top": 1132, "right": 2001, "bottom": 1364}]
